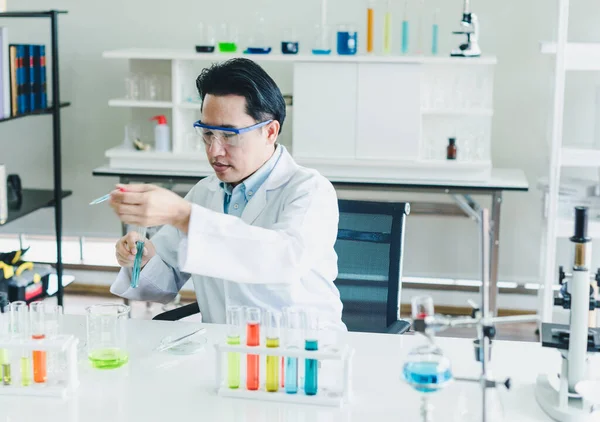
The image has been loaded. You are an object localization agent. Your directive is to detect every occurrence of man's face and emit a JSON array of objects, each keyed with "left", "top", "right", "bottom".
[{"left": 201, "top": 94, "right": 279, "bottom": 185}]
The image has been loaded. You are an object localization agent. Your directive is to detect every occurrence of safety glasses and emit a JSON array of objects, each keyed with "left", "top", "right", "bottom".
[{"left": 193, "top": 119, "right": 273, "bottom": 148}]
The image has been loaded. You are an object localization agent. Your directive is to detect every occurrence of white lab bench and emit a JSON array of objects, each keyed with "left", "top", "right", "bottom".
[
  {"left": 92, "top": 165, "right": 530, "bottom": 316},
  {"left": 0, "top": 315, "right": 565, "bottom": 421}
]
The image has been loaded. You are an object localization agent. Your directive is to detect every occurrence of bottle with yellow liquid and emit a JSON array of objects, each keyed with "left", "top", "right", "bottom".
[
  {"left": 226, "top": 306, "right": 243, "bottom": 389},
  {"left": 265, "top": 310, "right": 281, "bottom": 392}
]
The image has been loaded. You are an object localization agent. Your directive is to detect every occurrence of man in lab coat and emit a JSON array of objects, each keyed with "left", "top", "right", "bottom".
[{"left": 109, "top": 58, "right": 345, "bottom": 330}]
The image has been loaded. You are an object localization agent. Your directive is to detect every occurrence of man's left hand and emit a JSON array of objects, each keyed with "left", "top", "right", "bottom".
[{"left": 109, "top": 184, "right": 191, "bottom": 233}]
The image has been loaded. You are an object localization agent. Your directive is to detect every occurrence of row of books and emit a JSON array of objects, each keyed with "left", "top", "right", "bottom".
[{"left": 0, "top": 27, "right": 48, "bottom": 119}]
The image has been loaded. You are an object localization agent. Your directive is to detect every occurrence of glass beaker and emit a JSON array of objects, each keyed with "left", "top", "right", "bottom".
[
  {"left": 312, "top": 25, "right": 331, "bottom": 55},
  {"left": 336, "top": 25, "right": 358, "bottom": 55},
  {"left": 196, "top": 22, "right": 216, "bottom": 53},
  {"left": 218, "top": 23, "right": 239, "bottom": 53},
  {"left": 86, "top": 304, "right": 130, "bottom": 370},
  {"left": 281, "top": 28, "right": 299, "bottom": 55}
]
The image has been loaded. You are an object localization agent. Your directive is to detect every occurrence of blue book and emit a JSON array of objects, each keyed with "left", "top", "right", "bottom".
[{"left": 22, "top": 44, "right": 33, "bottom": 112}]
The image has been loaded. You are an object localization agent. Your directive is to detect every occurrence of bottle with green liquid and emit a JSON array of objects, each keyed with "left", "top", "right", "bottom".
[{"left": 225, "top": 306, "right": 243, "bottom": 389}]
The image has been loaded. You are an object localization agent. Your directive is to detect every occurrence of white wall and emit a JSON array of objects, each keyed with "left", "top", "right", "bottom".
[{"left": 0, "top": 0, "right": 595, "bottom": 285}]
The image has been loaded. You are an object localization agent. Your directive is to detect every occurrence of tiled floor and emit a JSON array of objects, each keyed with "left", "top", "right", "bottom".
[{"left": 46, "top": 293, "right": 539, "bottom": 342}]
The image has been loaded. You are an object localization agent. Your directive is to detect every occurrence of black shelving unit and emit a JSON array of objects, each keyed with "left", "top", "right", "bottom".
[{"left": 0, "top": 10, "right": 69, "bottom": 306}]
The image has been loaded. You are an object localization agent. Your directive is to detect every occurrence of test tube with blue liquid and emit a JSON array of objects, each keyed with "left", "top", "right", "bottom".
[
  {"left": 283, "top": 307, "right": 302, "bottom": 394},
  {"left": 303, "top": 311, "right": 319, "bottom": 396},
  {"left": 431, "top": 9, "right": 439, "bottom": 55},
  {"left": 401, "top": 0, "right": 410, "bottom": 54},
  {"left": 130, "top": 225, "right": 147, "bottom": 289}
]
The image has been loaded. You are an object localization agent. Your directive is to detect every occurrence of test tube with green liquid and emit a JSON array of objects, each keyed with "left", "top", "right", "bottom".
[
  {"left": 303, "top": 311, "right": 319, "bottom": 396},
  {"left": 12, "top": 301, "right": 31, "bottom": 386},
  {"left": 226, "top": 306, "right": 243, "bottom": 389},
  {"left": 1, "top": 302, "right": 10, "bottom": 385},
  {"left": 265, "top": 311, "right": 281, "bottom": 392}
]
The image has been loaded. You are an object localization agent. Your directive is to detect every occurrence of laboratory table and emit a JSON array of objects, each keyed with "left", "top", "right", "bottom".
[
  {"left": 92, "top": 166, "right": 529, "bottom": 316},
  {"left": 0, "top": 315, "right": 570, "bottom": 422}
]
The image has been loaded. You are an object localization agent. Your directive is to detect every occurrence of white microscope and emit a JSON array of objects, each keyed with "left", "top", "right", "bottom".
[
  {"left": 451, "top": 0, "right": 481, "bottom": 57},
  {"left": 536, "top": 207, "right": 600, "bottom": 421}
]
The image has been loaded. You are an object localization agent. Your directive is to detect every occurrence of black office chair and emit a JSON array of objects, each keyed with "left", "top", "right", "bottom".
[
  {"left": 154, "top": 200, "right": 412, "bottom": 335},
  {"left": 335, "top": 200, "right": 411, "bottom": 334}
]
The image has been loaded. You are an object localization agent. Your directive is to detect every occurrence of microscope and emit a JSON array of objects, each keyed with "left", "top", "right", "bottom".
[
  {"left": 536, "top": 207, "right": 600, "bottom": 421},
  {"left": 451, "top": 0, "right": 482, "bottom": 57}
]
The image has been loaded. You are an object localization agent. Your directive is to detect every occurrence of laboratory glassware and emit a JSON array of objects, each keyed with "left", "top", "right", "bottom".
[
  {"left": 226, "top": 306, "right": 243, "bottom": 389},
  {"left": 30, "top": 301, "right": 47, "bottom": 383},
  {"left": 403, "top": 295, "right": 452, "bottom": 422},
  {"left": 284, "top": 307, "right": 302, "bottom": 394},
  {"left": 44, "top": 304, "right": 63, "bottom": 383},
  {"left": 124, "top": 73, "right": 141, "bottom": 100},
  {"left": 336, "top": 25, "right": 358, "bottom": 55},
  {"left": 130, "top": 225, "right": 147, "bottom": 289},
  {"left": 303, "top": 310, "right": 319, "bottom": 395},
  {"left": 196, "top": 22, "right": 216, "bottom": 53},
  {"left": 447, "top": 138, "right": 457, "bottom": 160},
  {"left": 432, "top": 9, "right": 439, "bottom": 55},
  {"left": 218, "top": 23, "right": 239, "bottom": 53},
  {"left": 281, "top": 28, "right": 299, "bottom": 55},
  {"left": 86, "top": 304, "right": 130, "bottom": 369},
  {"left": 401, "top": 0, "right": 409, "bottom": 54},
  {"left": 246, "top": 14, "right": 271, "bottom": 54},
  {"left": 265, "top": 310, "right": 281, "bottom": 392},
  {"left": 415, "top": 0, "right": 425, "bottom": 54},
  {"left": 383, "top": 0, "right": 392, "bottom": 54},
  {"left": 312, "top": 25, "right": 331, "bottom": 55},
  {"left": 10, "top": 301, "right": 31, "bottom": 386},
  {"left": 367, "top": 0, "right": 375, "bottom": 54},
  {"left": 0, "top": 303, "right": 9, "bottom": 385},
  {"left": 246, "top": 307, "right": 261, "bottom": 390}
]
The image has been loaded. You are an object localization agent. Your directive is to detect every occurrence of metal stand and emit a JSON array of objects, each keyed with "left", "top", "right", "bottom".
[{"left": 412, "top": 207, "right": 539, "bottom": 422}]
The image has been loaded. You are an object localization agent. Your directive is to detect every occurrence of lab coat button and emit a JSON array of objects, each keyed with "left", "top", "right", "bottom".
[{"left": 234, "top": 203, "right": 239, "bottom": 209}]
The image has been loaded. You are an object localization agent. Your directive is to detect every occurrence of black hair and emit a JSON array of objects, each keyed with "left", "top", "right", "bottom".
[{"left": 196, "top": 58, "right": 286, "bottom": 134}]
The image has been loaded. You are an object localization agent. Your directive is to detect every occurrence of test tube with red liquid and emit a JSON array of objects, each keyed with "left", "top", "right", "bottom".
[
  {"left": 245, "top": 307, "right": 261, "bottom": 390},
  {"left": 30, "top": 301, "right": 47, "bottom": 383}
]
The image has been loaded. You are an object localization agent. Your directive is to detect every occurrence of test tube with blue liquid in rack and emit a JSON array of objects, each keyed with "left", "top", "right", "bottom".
[
  {"left": 303, "top": 311, "right": 319, "bottom": 395},
  {"left": 226, "top": 306, "right": 243, "bottom": 389},
  {"left": 402, "top": 0, "right": 410, "bottom": 54},
  {"left": 402, "top": 296, "right": 453, "bottom": 421},
  {"left": 130, "top": 225, "right": 147, "bottom": 289}
]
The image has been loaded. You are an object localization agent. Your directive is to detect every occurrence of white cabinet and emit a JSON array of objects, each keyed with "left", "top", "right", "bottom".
[
  {"left": 292, "top": 62, "right": 357, "bottom": 159},
  {"left": 355, "top": 63, "right": 421, "bottom": 160}
]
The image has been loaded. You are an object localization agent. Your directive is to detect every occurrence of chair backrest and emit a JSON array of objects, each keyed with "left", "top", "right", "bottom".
[{"left": 334, "top": 199, "right": 410, "bottom": 333}]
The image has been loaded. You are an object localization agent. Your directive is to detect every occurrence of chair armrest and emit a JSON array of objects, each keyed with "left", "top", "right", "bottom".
[
  {"left": 152, "top": 302, "right": 200, "bottom": 321},
  {"left": 386, "top": 319, "right": 411, "bottom": 334}
]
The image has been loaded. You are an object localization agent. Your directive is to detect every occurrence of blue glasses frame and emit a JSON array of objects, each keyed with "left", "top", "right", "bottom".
[{"left": 193, "top": 119, "right": 273, "bottom": 134}]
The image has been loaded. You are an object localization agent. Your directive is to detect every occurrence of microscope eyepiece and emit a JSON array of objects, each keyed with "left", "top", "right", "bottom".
[{"left": 571, "top": 206, "right": 590, "bottom": 244}]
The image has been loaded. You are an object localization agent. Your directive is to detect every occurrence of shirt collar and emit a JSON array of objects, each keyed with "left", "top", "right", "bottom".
[{"left": 219, "top": 145, "right": 283, "bottom": 199}]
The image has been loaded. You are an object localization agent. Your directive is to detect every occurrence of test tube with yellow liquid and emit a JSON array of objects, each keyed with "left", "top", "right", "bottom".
[
  {"left": 226, "top": 306, "right": 243, "bottom": 389},
  {"left": 1, "top": 302, "right": 11, "bottom": 385},
  {"left": 265, "top": 311, "right": 281, "bottom": 392},
  {"left": 383, "top": 0, "right": 392, "bottom": 54},
  {"left": 12, "top": 301, "right": 31, "bottom": 386}
]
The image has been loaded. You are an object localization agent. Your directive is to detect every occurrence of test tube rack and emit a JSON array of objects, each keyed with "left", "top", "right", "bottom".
[
  {"left": 0, "top": 334, "right": 79, "bottom": 398},
  {"left": 214, "top": 342, "right": 354, "bottom": 407}
]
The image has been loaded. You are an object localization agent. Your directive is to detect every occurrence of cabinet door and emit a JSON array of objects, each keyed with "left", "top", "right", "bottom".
[
  {"left": 292, "top": 62, "right": 357, "bottom": 159},
  {"left": 356, "top": 63, "right": 421, "bottom": 160}
]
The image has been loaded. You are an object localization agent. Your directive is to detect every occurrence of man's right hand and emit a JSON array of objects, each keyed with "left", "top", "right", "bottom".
[{"left": 115, "top": 232, "right": 156, "bottom": 269}]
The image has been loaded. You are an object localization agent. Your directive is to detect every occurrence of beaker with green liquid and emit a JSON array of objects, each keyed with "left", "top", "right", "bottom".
[{"left": 86, "top": 304, "right": 130, "bottom": 370}]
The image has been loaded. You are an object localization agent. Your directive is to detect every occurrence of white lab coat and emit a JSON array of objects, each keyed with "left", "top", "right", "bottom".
[{"left": 110, "top": 146, "right": 346, "bottom": 330}]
